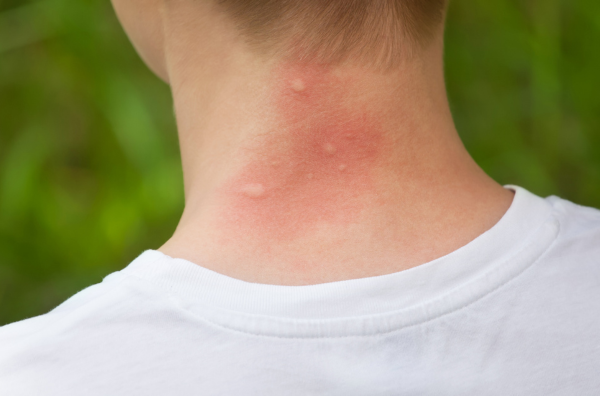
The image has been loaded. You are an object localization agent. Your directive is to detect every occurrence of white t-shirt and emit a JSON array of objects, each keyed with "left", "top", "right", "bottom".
[{"left": 1, "top": 185, "right": 599, "bottom": 395}]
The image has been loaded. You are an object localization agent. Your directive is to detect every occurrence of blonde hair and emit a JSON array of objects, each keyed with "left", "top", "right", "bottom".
[{"left": 216, "top": 0, "right": 447, "bottom": 68}]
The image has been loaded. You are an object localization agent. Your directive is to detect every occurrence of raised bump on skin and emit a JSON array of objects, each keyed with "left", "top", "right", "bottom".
[
  {"left": 338, "top": 164, "right": 347, "bottom": 171},
  {"left": 323, "top": 143, "right": 336, "bottom": 155},
  {"left": 241, "top": 183, "right": 265, "bottom": 198},
  {"left": 291, "top": 78, "right": 305, "bottom": 92}
]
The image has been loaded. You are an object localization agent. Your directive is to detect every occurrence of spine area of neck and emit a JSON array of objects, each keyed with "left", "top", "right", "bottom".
[
  {"left": 219, "top": 63, "right": 395, "bottom": 242},
  {"left": 163, "top": 56, "right": 511, "bottom": 284}
]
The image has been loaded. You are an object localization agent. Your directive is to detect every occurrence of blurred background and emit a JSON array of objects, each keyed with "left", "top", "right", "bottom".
[{"left": 1, "top": 0, "right": 599, "bottom": 326}]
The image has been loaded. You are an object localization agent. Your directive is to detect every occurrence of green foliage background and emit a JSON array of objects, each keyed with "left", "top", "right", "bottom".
[{"left": 1, "top": 0, "right": 599, "bottom": 326}]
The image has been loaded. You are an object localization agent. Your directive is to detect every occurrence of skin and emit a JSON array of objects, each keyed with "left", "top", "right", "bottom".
[
  {"left": 112, "top": 0, "right": 514, "bottom": 285},
  {"left": 217, "top": 63, "right": 390, "bottom": 244}
]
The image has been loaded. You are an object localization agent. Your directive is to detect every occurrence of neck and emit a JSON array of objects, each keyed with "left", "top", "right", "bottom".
[{"left": 159, "top": 40, "right": 513, "bottom": 285}]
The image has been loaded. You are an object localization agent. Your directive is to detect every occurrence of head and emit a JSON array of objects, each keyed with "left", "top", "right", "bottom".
[{"left": 111, "top": 0, "right": 448, "bottom": 83}]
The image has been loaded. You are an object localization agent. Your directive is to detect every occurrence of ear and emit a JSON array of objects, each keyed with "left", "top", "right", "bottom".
[{"left": 111, "top": 0, "right": 170, "bottom": 83}]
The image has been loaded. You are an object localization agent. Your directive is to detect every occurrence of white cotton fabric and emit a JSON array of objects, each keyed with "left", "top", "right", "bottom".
[{"left": 0, "top": 185, "right": 599, "bottom": 395}]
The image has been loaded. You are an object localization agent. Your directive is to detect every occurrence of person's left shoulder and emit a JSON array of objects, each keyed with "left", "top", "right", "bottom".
[{"left": 0, "top": 270, "right": 126, "bottom": 343}]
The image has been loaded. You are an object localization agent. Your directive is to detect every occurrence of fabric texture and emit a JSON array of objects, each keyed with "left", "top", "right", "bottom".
[{"left": 0, "top": 185, "right": 599, "bottom": 395}]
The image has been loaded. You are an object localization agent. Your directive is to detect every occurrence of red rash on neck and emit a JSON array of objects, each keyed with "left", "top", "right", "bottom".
[{"left": 215, "top": 63, "right": 391, "bottom": 245}]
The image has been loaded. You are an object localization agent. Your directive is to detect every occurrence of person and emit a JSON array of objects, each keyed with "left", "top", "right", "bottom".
[{"left": 0, "top": 0, "right": 598, "bottom": 395}]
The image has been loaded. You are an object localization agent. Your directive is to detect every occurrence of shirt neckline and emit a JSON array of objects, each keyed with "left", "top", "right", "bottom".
[{"left": 121, "top": 185, "right": 559, "bottom": 338}]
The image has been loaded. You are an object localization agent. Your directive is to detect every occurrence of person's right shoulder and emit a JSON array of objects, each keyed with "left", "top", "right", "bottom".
[
  {"left": 548, "top": 194, "right": 600, "bottom": 241},
  {"left": 543, "top": 195, "right": 600, "bottom": 272}
]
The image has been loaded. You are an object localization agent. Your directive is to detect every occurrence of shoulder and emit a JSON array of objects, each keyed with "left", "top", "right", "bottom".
[
  {"left": 0, "top": 271, "right": 125, "bottom": 339},
  {"left": 0, "top": 271, "right": 135, "bottom": 394},
  {"left": 529, "top": 195, "right": 600, "bottom": 291},
  {"left": 546, "top": 195, "right": 600, "bottom": 255}
]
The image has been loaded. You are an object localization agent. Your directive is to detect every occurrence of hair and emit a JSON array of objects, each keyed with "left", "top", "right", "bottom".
[{"left": 215, "top": 0, "right": 447, "bottom": 68}]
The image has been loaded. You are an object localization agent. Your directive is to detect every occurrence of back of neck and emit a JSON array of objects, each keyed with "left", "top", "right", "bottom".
[{"left": 159, "top": 34, "right": 513, "bottom": 285}]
